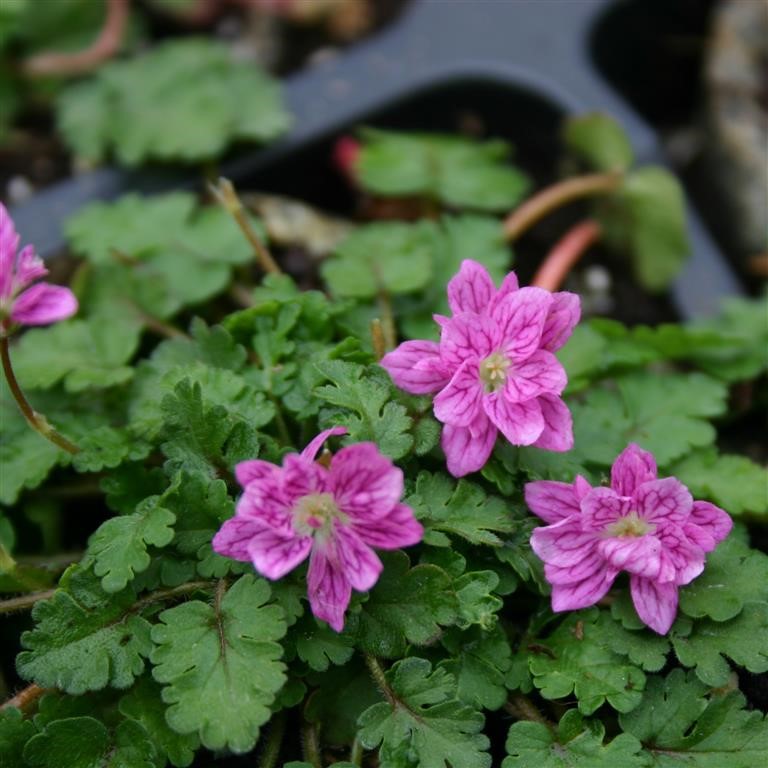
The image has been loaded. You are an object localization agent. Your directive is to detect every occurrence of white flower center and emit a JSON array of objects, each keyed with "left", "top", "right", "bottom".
[
  {"left": 605, "top": 510, "right": 654, "bottom": 538},
  {"left": 292, "top": 492, "right": 345, "bottom": 537},
  {"left": 479, "top": 352, "right": 512, "bottom": 393}
]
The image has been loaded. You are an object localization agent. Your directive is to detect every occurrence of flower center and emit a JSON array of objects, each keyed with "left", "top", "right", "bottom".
[
  {"left": 605, "top": 510, "right": 654, "bottom": 538},
  {"left": 479, "top": 352, "right": 512, "bottom": 393},
  {"left": 292, "top": 492, "right": 344, "bottom": 537}
]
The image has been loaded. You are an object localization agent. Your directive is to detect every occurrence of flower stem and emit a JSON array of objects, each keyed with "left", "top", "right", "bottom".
[
  {"left": 364, "top": 653, "right": 397, "bottom": 708},
  {"left": 210, "top": 178, "right": 282, "bottom": 275},
  {"left": 349, "top": 736, "right": 364, "bottom": 765},
  {"left": 370, "top": 318, "right": 386, "bottom": 361},
  {"left": 258, "top": 711, "right": 286, "bottom": 768},
  {"left": 0, "top": 336, "right": 80, "bottom": 455},
  {"left": 504, "top": 693, "right": 555, "bottom": 730},
  {"left": 0, "top": 589, "right": 55, "bottom": 616},
  {"left": 502, "top": 172, "right": 621, "bottom": 242},
  {"left": 301, "top": 720, "right": 322, "bottom": 768},
  {"left": 532, "top": 220, "right": 602, "bottom": 291},
  {"left": 0, "top": 683, "right": 46, "bottom": 713}
]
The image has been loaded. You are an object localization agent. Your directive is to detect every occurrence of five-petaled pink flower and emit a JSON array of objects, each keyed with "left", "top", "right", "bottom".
[
  {"left": 0, "top": 203, "right": 78, "bottom": 332},
  {"left": 212, "top": 427, "right": 423, "bottom": 631},
  {"left": 526, "top": 444, "right": 732, "bottom": 634},
  {"left": 380, "top": 260, "right": 580, "bottom": 477}
]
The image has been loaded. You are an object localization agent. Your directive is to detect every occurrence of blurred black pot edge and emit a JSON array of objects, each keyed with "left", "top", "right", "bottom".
[{"left": 9, "top": 0, "right": 743, "bottom": 319}]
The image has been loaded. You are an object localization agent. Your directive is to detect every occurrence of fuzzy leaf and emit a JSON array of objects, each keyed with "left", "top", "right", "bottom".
[
  {"left": 294, "top": 614, "right": 354, "bottom": 672},
  {"left": 453, "top": 571, "right": 504, "bottom": 630},
  {"left": 0, "top": 708, "right": 35, "bottom": 768},
  {"left": 564, "top": 113, "right": 634, "bottom": 172},
  {"left": 357, "top": 657, "right": 491, "bottom": 768},
  {"left": 150, "top": 575, "right": 286, "bottom": 753},
  {"left": 357, "top": 128, "right": 529, "bottom": 211}
]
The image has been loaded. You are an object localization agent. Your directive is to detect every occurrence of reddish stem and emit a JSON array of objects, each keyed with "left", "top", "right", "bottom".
[
  {"left": 532, "top": 220, "right": 601, "bottom": 291},
  {"left": 0, "top": 683, "right": 46, "bottom": 713},
  {"left": 23, "top": 0, "right": 130, "bottom": 78}
]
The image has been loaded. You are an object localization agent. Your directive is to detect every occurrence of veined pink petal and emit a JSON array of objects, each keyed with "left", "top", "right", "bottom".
[
  {"left": 633, "top": 477, "right": 692, "bottom": 525},
  {"left": 442, "top": 417, "right": 497, "bottom": 477},
  {"left": 12, "top": 245, "right": 47, "bottom": 292},
  {"left": 530, "top": 518, "right": 598, "bottom": 568},
  {"left": 630, "top": 576, "right": 679, "bottom": 635},
  {"left": 212, "top": 516, "right": 271, "bottom": 562},
  {"left": 597, "top": 535, "right": 665, "bottom": 580},
  {"left": 329, "top": 442, "right": 404, "bottom": 519},
  {"left": 611, "top": 444, "right": 657, "bottom": 496},
  {"left": 283, "top": 453, "right": 327, "bottom": 500},
  {"left": 333, "top": 525, "right": 383, "bottom": 591},
  {"left": 0, "top": 203, "right": 18, "bottom": 299},
  {"left": 574, "top": 475, "right": 592, "bottom": 500},
  {"left": 247, "top": 527, "right": 313, "bottom": 580},
  {"left": 439, "top": 312, "right": 499, "bottom": 369},
  {"left": 550, "top": 566, "right": 618, "bottom": 612},
  {"left": 581, "top": 487, "right": 630, "bottom": 531},
  {"left": 10, "top": 284, "right": 78, "bottom": 326},
  {"left": 483, "top": 393, "right": 544, "bottom": 446},
  {"left": 545, "top": 548, "right": 610, "bottom": 584},
  {"left": 351, "top": 503, "right": 423, "bottom": 549},
  {"left": 380, "top": 340, "right": 451, "bottom": 394},
  {"left": 540, "top": 291, "right": 581, "bottom": 352},
  {"left": 447, "top": 260, "right": 495, "bottom": 315},
  {"left": 237, "top": 473, "right": 292, "bottom": 529},
  {"left": 685, "top": 501, "right": 732, "bottom": 552},
  {"left": 493, "top": 286, "right": 552, "bottom": 361},
  {"left": 524, "top": 479, "right": 583, "bottom": 524},
  {"left": 503, "top": 350, "right": 566, "bottom": 402},
  {"left": 433, "top": 360, "right": 483, "bottom": 427},
  {"left": 531, "top": 394, "right": 574, "bottom": 452},
  {"left": 656, "top": 525, "right": 704, "bottom": 585},
  {"left": 488, "top": 272, "right": 520, "bottom": 315},
  {"left": 300, "top": 425, "right": 348, "bottom": 462},
  {"left": 235, "top": 459, "right": 278, "bottom": 488},
  {"left": 308, "top": 547, "right": 352, "bottom": 632}
]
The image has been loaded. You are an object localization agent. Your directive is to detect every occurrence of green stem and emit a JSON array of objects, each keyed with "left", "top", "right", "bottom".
[
  {"left": 0, "top": 589, "right": 56, "bottom": 616},
  {"left": 258, "top": 711, "right": 286, "bottom": 768},
  {"left": 132, "top": 580, "right": 215, "bottom": 612},
  {"left": 370, "top": 318, "right": 386, "bottom": 361},
  {"left": 349, "top": 735, "right": 364, "bottom": 766},
  {"left": 364, "top": 654, "right": 397, "bottom": 708},
  {"left": 504, "top": 693, "right": 555, "bottom": 730},
  {"left": 301, "top": 720, "right": 322, "bottom": 768},
  {"left": 0, "top": 336, "right": 80, "bottom": 455}
]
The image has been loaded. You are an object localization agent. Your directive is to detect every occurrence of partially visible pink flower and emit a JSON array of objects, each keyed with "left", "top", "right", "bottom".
[
  {"left": 212, "top": 427, "right": 423, "bottom": 631},
  {"left": 0, "top": 203, "right": 77, "bottom": 331},
  {"left": 381, "top": 260, "right": 580, "bottom": 477},
  {"left": 526, "top": 444, "right": 733, "bottom": 634}
]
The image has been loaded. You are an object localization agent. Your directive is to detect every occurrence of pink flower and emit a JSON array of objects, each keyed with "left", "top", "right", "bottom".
[
  {"left": 380, "top": 260, "right": 580, "bottom": 477},
  {"left": 212, "top": 427, "right": 423, "bottom": 631},
  {"left": 0, "top": 203, "right": 78, "bottom": 332},
  {"left": 526, "top": 444, "right": 733, "bottom": 634}
]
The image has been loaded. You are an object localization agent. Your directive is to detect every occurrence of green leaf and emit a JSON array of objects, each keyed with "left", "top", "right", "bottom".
[
  {"left": 315, "top": 360, "right": 413, "bottom": 460},
  {"left": 57, "top": 39, "right": 289, "bottom": 164},
  {"left": 24, "top": 717, "right": 156, "bottom": 768},
  {"left": 119, "top": 676, "right": 200, "bottom": 768},
  {"left": 526, "top": 610, "right": 646, "bottom": 715},
  {"left": 408, "top": 472, "right": 516, "bottom": 547},
  {"left": 17, "top": 566, "right": 152, "bottom": 694},
  {"left": 589, "top": 611, "right": 670, "bottom": 673},
  {"left": 0, "top": 708, "right": 35, "bottom": 768},
  {"left": 357, "top": 657, "right": 490, "bottom": 768},
  {"left": 354, "top": 551, "right": 457, "bottom": 658},
  {"left": 357, "top": 128, "right": 529, "bottom": 211},
  {"left": 503, "top": 709, "right": 647, "bottom": 767},
  {"left": 293, "top": 614, "right": 354, "bottom": 672},
  {"left": 453, "top": 571, "right": 504, "bottom": 630},
  {"left": 669, "top": 448, "right": 767, "bottom": 517},
  {"left": 620, "top": 669, "right": 768, "bottom": 767},
  {"left": 150, "top": 575, "right": 286, "bottom": 753},
  {"left": 322, "top": 221, "right": 434, "bottom": 298},
  {"left": 563, "top": 112, "right": 634, "bottom": 172}
]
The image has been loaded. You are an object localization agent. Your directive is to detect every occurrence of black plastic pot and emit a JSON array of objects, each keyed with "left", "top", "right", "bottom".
[{"left": 9, "top": 0, "right": 743, "bottom": 319}]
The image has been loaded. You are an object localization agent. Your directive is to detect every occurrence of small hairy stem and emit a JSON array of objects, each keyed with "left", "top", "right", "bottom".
[
  {"left": 532, "top": 220, "right": 602, "bottom": 291},
  {"left": 1, "top": 683, "right": 46, "bottom": 713},
  {"left": 349, "top": 735, "right": 364, "bottom": 765},
  {"left": 502, "top": 172, "right": 621, "bottom": 242},
  {"left": 129, "top": 305, "right": 189, "bottom": 340},
  {"left": 133, "top": 580, "right": 215, "bottom": 612},
  {"left": 210, "top": 178, "right": 282, "bottom": 275},
  {"left": 230, "top": 283, "right": 255, "bottom": 307},
  {"left": 364, "top": 654, "right": 397, "bottom": 708},
  {"left": 258, "top": 711, "right": 286, "bottom": 768},
  {"left": 504, "top": 693, "right": 555, "bottom": 729},
  {"left": 0, "top": 589, "right": 56, "bottom": 616},
  {"left": 17, "top": 551, "right": 83, "bottom": 571},
  {"left": 0, "top": 336, "right": 80, "bottom": 455},
  {"left": 301, "top": 720, "right": 322, "bottom": 768},
  {"left": 23, "top": 0, "right": 130, "bottom": 78},
  {"left": 373, "top": 271, "right": 396, "bottom": 351},
  {"left": 370, "top": 318, "right": 386, "bottom": 361}
]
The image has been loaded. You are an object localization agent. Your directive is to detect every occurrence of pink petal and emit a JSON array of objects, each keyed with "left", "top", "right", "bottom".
[
  {"left": 611, "top": 444, "right": 658, "bottom": 497},
  {"left": 439, "top": 312, "right": 499, "bottom": 369},
  {"left": 13, "top": 245, "right": 47, "bottom": 292},
  {"left": 433, "top": 360, "right": 483, "bottom": 427},
  {"left": 545, "top": 548, "right": 612, "bottom": 584},
  {"left": 10, "top": 284, "right": 78, "bottom": 326},
  {"left": 685, "top": 501, "right": 732, "bottom": 552},
  {"left": 550, "top": 566, "right": 618, "bottom": 612},
  {"left": 597, "top": 535, "right": 665, "bottom": 580},
  {"left": 482, "top": 393, "right": 544, "bottom": 446},
  {"left": 630, "top": 576, "right": 679, "bottom": 635},
  {"left": 581, "top": 487, "right": 629, "bottom": 531},
  {"left": 380, "top": 341, "right": 451, "bottom": 395},
  {"left": 283, "top": 454, "right": 327, "bottom": 499},
  {"left": 442, "top": 417, "right": 497, "bottom": 477},
  {"left": 333, "top": 525, "right": 384, "bottom": 591},
  {"left": 539, "top": 291, "right": 581, "bottom": 352},
  {"left": 212, "top": 516, "right": 269, "bottom": 562},
  {"left": 504, "top": 350, "right": 567, "bottom": 402},
  {"left": 307, "top": 547, "right": 352, "bottom": 632},
  {"left": 235, "top": 459, "right": 278, "bottom": 488},
  {"left": 531, "top": 394, "right": 574, "bottom": 452},
  {"left": 524, "top": 480, "right": 583, "bottom": 524},
  {"left": 447, "top": 260, "right": 496, "bottom": 315},
  {"left": 351, "top": 502, "right": 424, "bottom": 549},
  {"left": 300, "top": 426, "right": 348, "bottom": 462},
  {"left": 656, "top": 526, "right": 704, "bottom": 585},
  {"left": 247, "top": 527, "right": 313, "bottom": 580},
  {"left": 237, "top": 473, "right": 292, "bottom": 530},
  {"left": 488, "top": 272, "right": 520, "bottom": 315},
  {"left": 0, "top": 203, "right": 18, "bottom": 299},
  {"left": 633, "top": 478, "right": 692, "bottom": 525},
  {"left": 493, "top": 287, "right": 552, "bottom": 361},
  {"left": 530, "top": 517, "right": 598, "bottom": 568},
  {"left": 574, "top": 475, "right": 592, "bottom": 499},
  {"left": 329, "top": 442, "right": 404, "bottom": 519}
]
